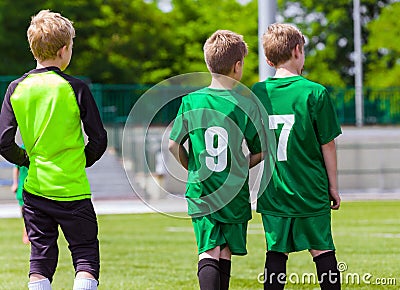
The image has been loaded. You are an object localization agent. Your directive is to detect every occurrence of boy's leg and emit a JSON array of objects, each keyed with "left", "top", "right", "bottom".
[
  {"left": 198, "top": 247, "right": 221, "bottom": 290},
  {"left": 22, "top": 192, "right": 59, "bottom": 284},
  {"left": 193, "top": 216, "right": 228, "bottom": 290},
  {"left": 261, "top": 214, "right": 293, "bottom": 289},
  {"left": 311, "top": 250, "right": 341, "bottom": 290},
  {"left": 218, "top": 221, "right": 248, "bottom": 290},
  {"left": 57, "top": 199, "right": 100, "bottom": 289},
  {"left": 264, "top": 251, "right": 288, "bottom": 290},
  {"left": 219, "top": 247, "right": 232, "bottom": 290},
  {"left": 20, "top": 207, "right": 30, "bottom": 244}
]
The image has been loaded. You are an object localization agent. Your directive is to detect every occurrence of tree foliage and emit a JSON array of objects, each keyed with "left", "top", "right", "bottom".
[
  {"left": 364, "top": 2, "right": 400, "bottom": 87},
  {"left": 0, "top": 0, "right": 397, "bottom": 88},
  {"left": 277, "top": 0, "right": 394, "bottom": 87}
]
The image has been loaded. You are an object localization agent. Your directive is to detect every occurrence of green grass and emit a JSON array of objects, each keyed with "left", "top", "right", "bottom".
[{"left": 0, "top": 201, "right": 399, "bottom": 289}]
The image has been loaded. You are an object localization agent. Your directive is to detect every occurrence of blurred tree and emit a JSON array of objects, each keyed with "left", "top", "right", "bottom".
[
  {"left": 48, "top": 0, "right": 176, "bottom": 84},
  {"left": 0, "top": 0, "right": 176, "bottom": 84},
  {"left": 0, "top": 1, "right": 42, "bottom": 75},
  {"left": 168, "top": 0, "right": 259, "bottom": 85},
  {"left": 364, "top": 2, "right": 400, "bottom": 87},
  {"left": 0, "top": 0, "right": 397, "bottom": 88},
  {"left": 277, "top": 0, "right": 393, "bottom": 87}
]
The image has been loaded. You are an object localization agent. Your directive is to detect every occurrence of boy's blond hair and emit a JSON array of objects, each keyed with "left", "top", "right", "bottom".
[
  {"left": 262, "top": 23, "right": 305, "bottom": 66},
  {"left": 204, "top": 30, "right": 248, "bottom": 75},
  {"left": 27, "top": 10, "right": 75, "bottom": 62}
]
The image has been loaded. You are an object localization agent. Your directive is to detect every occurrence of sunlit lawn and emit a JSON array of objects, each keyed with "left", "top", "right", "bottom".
[{"left": 0, "top": 201, "right": 399, "bottom": 289}]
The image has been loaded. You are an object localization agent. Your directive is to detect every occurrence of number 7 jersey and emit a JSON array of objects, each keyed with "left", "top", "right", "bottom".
[
  {"left": 252, "top": 76, "right": 342, "bottom": 217},
  {"left": 169, "top": 87, "right": 264, "bottom": 223}
]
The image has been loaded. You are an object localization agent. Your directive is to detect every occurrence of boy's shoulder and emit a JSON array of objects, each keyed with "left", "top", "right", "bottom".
[
  {"left": 11, "top": 67, "right": 86, "bottom": 86},
  {"left": 7, "top": 68, "right": 91, "bottom": 100},
  {"left": 8, "top": 73, "right": 30, "bottom": 88},
  {"left": 56, "top": 71, "right": 88, "bottom": 87},
  {"left": 252, "top": 76, "right": 327, "bottom": 94},
  {"left": 294, "top": 76, "right": 327, "bottom": 92},
  {"left": 251, "top": 80, "right": 266, "bottom": 92},
  {"left": 183, "top": 87, "right": 230, "bottom": 103},
  {"left": 185, "top": 86, "right": 259, "bottom": 108}
]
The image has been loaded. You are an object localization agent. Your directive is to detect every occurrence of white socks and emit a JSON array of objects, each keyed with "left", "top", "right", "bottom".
[
  {"left": 27, "top": 277, "right": 97, "bottom": 290},
  {"left": 28, "top": 278, "right": 52, "bottom": 290},
  {"left": 73, "top": 278, "right": 98, "bottom": 290}
]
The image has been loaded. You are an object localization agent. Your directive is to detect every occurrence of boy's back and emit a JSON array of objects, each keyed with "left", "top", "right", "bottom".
[
  {"left": 5, "top": 67, "right": 104, "bottom": 200},
  {"left": 252, "top": 22, "right": 342, "bottom": 290},
  {"left": 169, "top": 29, "right": 264, "bottom": 290},
  {"left": 0, "top": 10, "right": 106, "bottom": 289},
  {"left": 252, "top": 76, "right": 341, "bottom": 217},
  {"left": 170, "top": 86, "right": 262, "bottom": 222}
]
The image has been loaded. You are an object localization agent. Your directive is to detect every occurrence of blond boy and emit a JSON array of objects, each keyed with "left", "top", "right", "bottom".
[
  {"left": 169, "top": 30, "right": 264, "bottom": 289},
  {"left": 252, "top": 23, "right": 341, "bottom": 289},
  {"left": 0, "top": 10, "right": 107, "bottom": 290}
]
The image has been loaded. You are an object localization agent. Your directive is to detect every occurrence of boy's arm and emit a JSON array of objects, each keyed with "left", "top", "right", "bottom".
[
  {"left": 0, "top": 88, "right": 30, "bottom": 167},
  {"left": 11, "top": 167, "right": 19, "bottom": 193},
  {"left": 76, "top": 84, "right": 108, "bottom": 167},
  {"left": 321, "top": 140, "right": 340, "bottom": 210},
  {"left": 168, "top": 139, "right": 188, "bottom": 170},
  {"left": 249, "top": 152, "right": 264, "bottom": 168},
  {"left": 246, "top": 102, "right": 267, "bottom": 169}
]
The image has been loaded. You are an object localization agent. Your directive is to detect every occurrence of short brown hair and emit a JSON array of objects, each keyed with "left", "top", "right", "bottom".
[
  {"left": 203, "top": 30, "right": 248, "bottom": 75},
  {"left": 27, "top": 10, "right": 75, "bottom": 62},
  {"left": 262, "top": 23, "right": 305, "bottom": 66}
]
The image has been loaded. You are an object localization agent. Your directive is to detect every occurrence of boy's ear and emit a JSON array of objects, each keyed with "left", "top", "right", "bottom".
[
  {"left": 57, "top": 45, "right": 67, "bottom": 58},
  {"left": 233, "top": 60, "right": 242, "bottom": 73},
  {"left": 266, "top": 58, "right": 274, "bottom": 67},
  {"left": 293, "top": 44, "right": 303, "bottom": 59}
]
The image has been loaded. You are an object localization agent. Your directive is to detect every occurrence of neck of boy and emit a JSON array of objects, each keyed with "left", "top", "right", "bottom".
[
  {"left": 209, "top": 75, "right": 236, "bottom": 90},
  {"left": 273, "top": 66, "right": 301, "bottom": 78},
  {"left": 36, "top": 59, "right": 62, "bottom": 70}
]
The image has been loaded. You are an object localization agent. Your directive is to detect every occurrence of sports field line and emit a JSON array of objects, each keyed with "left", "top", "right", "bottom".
[
  {"left": 0, "top": 191, "right": 399, "bottom": 219},
  {"left": 0, "top": 197, "right": 188, "bottom": 219}
]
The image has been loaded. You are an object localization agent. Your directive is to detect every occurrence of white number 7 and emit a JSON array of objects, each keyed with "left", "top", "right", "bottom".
[{"left": 269, "top": 115, "right": 295, "bottom": 161}]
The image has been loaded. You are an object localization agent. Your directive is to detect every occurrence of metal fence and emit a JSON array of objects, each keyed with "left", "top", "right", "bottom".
[
  {"left": 2, "top": 76, "right": 400, "bottom": 193},
  {"left": 328, "top": 86, "right": 400, "bottom": 125},
  {"left": 2, "top": 76, "right": 400, "bottom": 126}
]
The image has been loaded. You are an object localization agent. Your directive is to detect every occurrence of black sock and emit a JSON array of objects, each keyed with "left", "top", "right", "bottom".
[
  {"left": 264, "top": 251, "right": 288, "bottom": 290},
  {"left": 219, "top": 258, "right": 231, "bottom": 290},
  {"left": 197, "top": 258, "right": 220, "bottom": 290},
  {"left": 313, "top": 251, "right": 341, "bottom": 290}
]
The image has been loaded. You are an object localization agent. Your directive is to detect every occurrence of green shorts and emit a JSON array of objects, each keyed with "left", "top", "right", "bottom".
[
  {"left": 192, "top": 215, "right": 248, "bottom": 256},
  {"left": 261, "top": 213, "right": 335, "bottom": 253}
]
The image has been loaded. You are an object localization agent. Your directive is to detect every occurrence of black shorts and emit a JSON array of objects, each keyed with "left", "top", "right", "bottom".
[{"left": 22, "top": 191, "right": 100, "bottom": 281}]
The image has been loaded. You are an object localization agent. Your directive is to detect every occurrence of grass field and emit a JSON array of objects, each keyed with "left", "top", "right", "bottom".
[{"left": 0, "top": 200, "right": 399, "bottom": 289}]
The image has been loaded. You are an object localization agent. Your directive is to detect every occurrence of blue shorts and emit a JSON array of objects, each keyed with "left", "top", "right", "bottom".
[{"left": 22, "top": 191, "right": 100, "bottom": 281}]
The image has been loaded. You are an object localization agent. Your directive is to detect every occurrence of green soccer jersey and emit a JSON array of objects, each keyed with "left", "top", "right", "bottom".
[
  {"left": 169, "top": 87, "right": 263, "bottom": 223},
  {"left": 252, "top": 76, "right": 342, "bottom": 217}
]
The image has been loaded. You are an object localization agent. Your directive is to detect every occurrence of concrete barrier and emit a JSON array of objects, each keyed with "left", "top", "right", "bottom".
[
  {"left": 119, "top": 125, "right": 400, "bottom": 196},
  {"left": 2, "top": 126, "right": 400, "bottom": 204}
]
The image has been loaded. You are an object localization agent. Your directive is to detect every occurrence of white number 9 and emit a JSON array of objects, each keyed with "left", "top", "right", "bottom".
[{"left": 204, "top": 126, "right": 228, "bottom": 172}]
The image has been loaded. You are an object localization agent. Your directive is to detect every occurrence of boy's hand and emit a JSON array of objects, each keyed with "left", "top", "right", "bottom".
[
  {"left": 10, "top": 183, "right": 18, "bottom": 193},
  {"left": 329, "top": 188, "right": 340, "bottom": 210}
]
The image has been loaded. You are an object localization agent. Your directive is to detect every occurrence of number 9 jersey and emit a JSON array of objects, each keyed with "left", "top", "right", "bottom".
[
  {"left": 169, "top": 87, "right": 264, "bottom": 223},
  {"left": 252, "top": 76, "right": 342, "bottom": 217}
]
